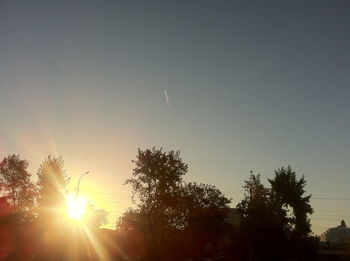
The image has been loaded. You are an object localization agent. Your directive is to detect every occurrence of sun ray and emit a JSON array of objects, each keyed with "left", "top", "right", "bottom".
[{"left": 66, "top": 194, "right": 87, "bottom": 221}]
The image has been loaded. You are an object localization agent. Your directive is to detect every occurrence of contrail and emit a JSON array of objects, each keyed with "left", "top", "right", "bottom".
[{"left": 164, "top": 89, "right": 170, "bottom": 107}]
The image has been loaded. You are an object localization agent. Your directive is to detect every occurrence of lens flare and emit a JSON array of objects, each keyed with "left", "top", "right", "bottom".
[{"left": 67, "top": 194, "right": 87, "bottom": 220}]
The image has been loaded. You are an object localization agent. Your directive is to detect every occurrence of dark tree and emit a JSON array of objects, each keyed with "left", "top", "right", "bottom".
[
  {"left": 122, "top": 148, "right": 232, "bottom": 261},
  {"left": 125, "top": 148, "right": 188, "bottom": 260},
  {"left": 268, "top": 166, "right": 313, "bottom": 236},
  {"left": 118, "top": 207, "right": 151, "bottom": 240},
  {"left": 182, "top": 182, "right": 231, "bottom": 258},
  {"left": 117, "top": 208, "right": 148, "bottom": 259},
  {"left": 37, "top": 156, "right": 69, "bottom": 220},
  {"left": 236, "top": 170, "right": 318, "bottom": 261},
  {"left": 236, "top": 173, "right": 289, "bottom": 261},
  {"left": 268, "top": 166, "right": 318, "bottom": 260},
  {"left": 0, "top": 154, "right": 37, "bottom": 216}
]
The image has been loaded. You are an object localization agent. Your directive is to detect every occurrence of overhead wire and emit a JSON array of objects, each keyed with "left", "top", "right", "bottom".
[
  {"left": 0, "top": 21, "right": 349, "bottom": 122},
  {"left": 0, "top": 120, "right": 128, "bottom": 176}
]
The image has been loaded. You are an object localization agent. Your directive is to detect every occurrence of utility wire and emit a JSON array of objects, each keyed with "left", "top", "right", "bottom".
[
  {"left": 312, "top": 197, "right": 350, "bottom": 201},
  {"left": 1, "top": 22, "right": 349, "bottom": 121},
  {"left": 0, "top": 21, "right": 116, "bottom": 114},
  {"left": 0, "top": 120, "right": 128, "bottom": 176}
]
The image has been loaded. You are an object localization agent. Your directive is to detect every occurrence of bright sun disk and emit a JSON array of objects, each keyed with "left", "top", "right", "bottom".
[{"left": 66, "top": 194, "right": 88, "bottom": 221}]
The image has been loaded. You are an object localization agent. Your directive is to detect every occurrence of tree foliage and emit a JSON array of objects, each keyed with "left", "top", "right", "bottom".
[
  {"left": 0, "top": 154, "right": 37, "bottom": 214},
  {"left": 236, "top": 173, "right": 289, "bottom": 261},
  {"left": 124, "top": 148, "right": 187, "bottom": 259},
  {"left": 126, "top": 147, "right": 187, "bottom": 205},
  {"left": 236, "top": 168, "right": 317, "bottom": 261},
  {"left": 269, "top": 166, "right": 313, "bottom": 236},
  {"left": 122, "top": 148, "right": 231, "bottom": 261},
  {"left": 182, "top": 183, "right": 231, "bottom": 258},
  {"left": 37, "top": 156, "right": 69, "bottom": 219}
]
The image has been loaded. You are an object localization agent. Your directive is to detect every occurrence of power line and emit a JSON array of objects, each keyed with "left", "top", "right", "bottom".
[
  {"left": 39, "top": 63, "right": 350, "bottom": 121},
  {"left": 88, "top": 190, "right": 130, "bottom": 197},
  {"left": 312, "top": 214, "right": 350, "bottom": 217},
  {"left": 169, "top": 89, "right": 350, "bottom": 119},
  {"left": 0, "top": 21, "right": 117, "bottom": 115},
  {"left": 314, "top": 209, "right": 350, "bottom": 212},
  {"left": 0, "top": 120, "right": 128, "bottom": 176},
  {"left": 93, "top": 198, "right": 130, "bottom": 204},
  {"left": 312, "top": 197, "right": 350, "bottom": 201},
  {"left": 1, "top": 22, "right": 349, "bottom": 121}
]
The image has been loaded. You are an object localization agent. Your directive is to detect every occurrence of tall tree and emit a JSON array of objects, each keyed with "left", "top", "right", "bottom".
[
  {"left": 37, "top": 156, "right": 69, "bottom": 219},
  {"left": 236, "top": 173, "right": 289, "bottom": 261},
  {"left": 268, "top": 166, "right": 313, "bottom": 236},
  {"left": 0, "top": 154, "right": 37, "bottom": 215},
  {"left": 125, "top": 148, "right": 188, "bottom": 260},
  {"left": 122, "top": 148, "right": 233, "bottom": 261}
]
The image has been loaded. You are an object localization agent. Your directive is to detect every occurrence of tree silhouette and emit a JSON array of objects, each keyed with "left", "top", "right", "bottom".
[
  {"left": 236, "top": 170, "right": 318, "bottom": 261},
  {"left": 182, "top": 182, "right": 231, "bottom": 258},
  {"left": 236, "top": 173, "right": 289, "bottom": 261},
  {"left": 125, "top": 148, "right": 188, "bottom": 260},
  {"left": 268, "top": 166, "right": 318, "bottom": 260},
  {"left": 36, "top": 156, "right": 69, "bottom": 220},
  {"left": 122, "top": 148, "right": 232, "bottom": 261},
  {"left": 269, "top": 166, "right": 313, "bottom": 236},
  {"left": 0, "top": 154, "right": 37, "bottom": 217}
]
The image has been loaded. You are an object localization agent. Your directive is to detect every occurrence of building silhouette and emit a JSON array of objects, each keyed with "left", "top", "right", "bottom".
[{"left": 321, "top": 220, "right": 350, "bottom": 246}]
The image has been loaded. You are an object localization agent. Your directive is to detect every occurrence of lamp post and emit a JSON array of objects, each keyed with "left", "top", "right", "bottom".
[{"left": 75, "top": 171, "right": 90, "bottom": 201}]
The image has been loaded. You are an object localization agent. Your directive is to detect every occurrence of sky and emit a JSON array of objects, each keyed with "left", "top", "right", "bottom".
[{"left": 0, "top": 0, "right": 349, "bottom": 234}]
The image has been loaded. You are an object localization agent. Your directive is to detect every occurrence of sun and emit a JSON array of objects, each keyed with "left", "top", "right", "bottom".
[{"left": 66, "top": 194, "right": 88, "bottom": 221}]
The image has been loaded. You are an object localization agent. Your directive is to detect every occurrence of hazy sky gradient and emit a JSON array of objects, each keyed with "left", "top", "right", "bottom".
[{"left": 1, "top": 0, "right": 349, "bottom": 233}]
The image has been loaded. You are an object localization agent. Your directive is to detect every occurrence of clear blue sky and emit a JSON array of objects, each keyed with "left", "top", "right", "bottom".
[{"left": 0, "top": 0, "right": 349, "bottom": 233}]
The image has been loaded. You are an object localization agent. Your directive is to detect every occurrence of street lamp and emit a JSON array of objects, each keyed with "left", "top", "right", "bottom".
[{"left": 75, "top": 171, "right": 90, "bottom": 200}]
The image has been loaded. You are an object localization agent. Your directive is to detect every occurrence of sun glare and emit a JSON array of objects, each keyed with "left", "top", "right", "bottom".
[{"left": 66, "top": 194, "right": 88, "bottom": 221}]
